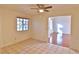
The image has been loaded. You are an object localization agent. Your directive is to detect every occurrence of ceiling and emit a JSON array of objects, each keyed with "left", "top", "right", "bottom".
[{"left": 0, "top": 4, "right": 79, "bottom": 16}]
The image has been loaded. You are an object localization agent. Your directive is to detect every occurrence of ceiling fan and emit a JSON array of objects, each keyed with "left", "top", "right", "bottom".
[{"left": 31, "top": 4, "right": 52, "bottom": 13}]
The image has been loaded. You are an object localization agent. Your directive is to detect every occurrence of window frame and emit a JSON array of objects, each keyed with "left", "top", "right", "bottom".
[{"left": 16, "top": 17, "right": 29, "bottom": 31}]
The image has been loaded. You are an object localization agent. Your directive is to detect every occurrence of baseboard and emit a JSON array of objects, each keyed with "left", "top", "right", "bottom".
[{"left": 1, "top": 37, "right": 32, "bottom": 48}]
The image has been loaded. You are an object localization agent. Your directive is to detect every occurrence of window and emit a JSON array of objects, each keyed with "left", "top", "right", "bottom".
[{"left": 16, "top": 17, "right": 29, "bottom": 31}]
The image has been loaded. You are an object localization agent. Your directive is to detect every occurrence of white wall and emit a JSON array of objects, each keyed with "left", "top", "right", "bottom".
[
  {"left": 0, "top": 15, "right": 2, "bottom": 48},
  {"left": 0, "top": 8, "right": 31, "bottom": 48},
  {"left": 31, "top": 14, "right": 48, "bottom": 42}
]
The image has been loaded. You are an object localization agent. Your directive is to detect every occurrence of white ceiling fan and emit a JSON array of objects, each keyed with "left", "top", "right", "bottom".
[{"left": 31, "top": 4, "right": 52, "bottom": 13}]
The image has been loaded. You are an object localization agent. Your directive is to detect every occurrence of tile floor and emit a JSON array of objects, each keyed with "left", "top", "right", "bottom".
[
  {"left": 0, "top": 39, "right": 46, "bottom": 54},
  {"left": 0, "top": 39, "right": 76, "bottom": 54}
]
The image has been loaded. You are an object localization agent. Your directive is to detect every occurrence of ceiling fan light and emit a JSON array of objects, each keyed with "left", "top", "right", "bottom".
[{"left": 39, "top": 9, "right": 44, "bottom": 12}]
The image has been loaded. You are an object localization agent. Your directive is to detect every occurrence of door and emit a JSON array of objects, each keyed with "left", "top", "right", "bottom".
[{"left": 48, "top": 16, "right": 71, "bottom": 47}]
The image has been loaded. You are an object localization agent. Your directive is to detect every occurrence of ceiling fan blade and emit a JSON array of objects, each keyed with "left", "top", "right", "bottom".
[
  {"left": 40, "top": 4, "right": 44, "bottom": 7},
  {"left": 37, "top": 4, "right": 41, "bottom": 8},
  {"left": 44, "top": 6, "right": 52, "bottom": 9},
  {"left": 31, "top": 8, "right": 39, "bottom": 9},
  {"left": 37, "top": 4, "right": 45, "bottom": 8},
  {"left": 44, "top": 9, "right": 49, "bottom": 12}
]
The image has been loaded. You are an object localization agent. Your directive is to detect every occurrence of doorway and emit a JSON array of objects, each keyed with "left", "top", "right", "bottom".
[{"left": 48, "top": 16, "right": 71, "bottom": 47}]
